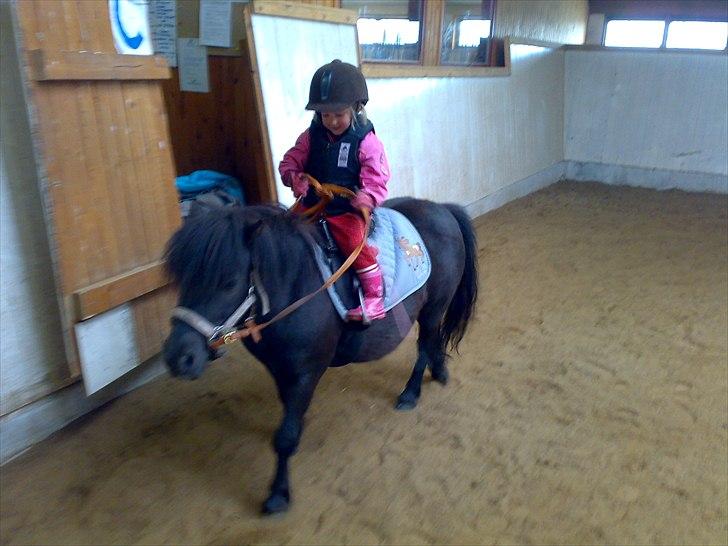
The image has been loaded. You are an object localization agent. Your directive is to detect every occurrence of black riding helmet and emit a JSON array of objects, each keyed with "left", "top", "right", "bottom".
[{"left": 306, "top": 59, "right": 368, "bottom": 112}]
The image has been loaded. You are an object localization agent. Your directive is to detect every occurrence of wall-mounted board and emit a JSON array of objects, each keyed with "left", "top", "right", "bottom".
[{"left": 245, "top": 1, "right": 359, "bottom": 205}]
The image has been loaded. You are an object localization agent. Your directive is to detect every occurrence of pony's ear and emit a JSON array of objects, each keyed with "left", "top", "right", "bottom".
[{"left": 243, "top": 219, "right": 263, "bottom": 242}]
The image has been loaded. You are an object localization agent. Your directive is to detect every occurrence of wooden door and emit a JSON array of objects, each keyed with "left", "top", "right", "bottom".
[{"left": 12, "top": 0, "right": 180, "bottom": 392}]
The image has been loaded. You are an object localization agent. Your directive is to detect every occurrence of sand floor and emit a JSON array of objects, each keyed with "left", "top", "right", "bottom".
[{"left": 1, "top": 181, "right": 726, "bottom": 545}]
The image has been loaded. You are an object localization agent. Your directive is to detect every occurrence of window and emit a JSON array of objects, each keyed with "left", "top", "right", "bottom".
[
  {"left": 343, "top": 0, "right": 504, "bottom": 77},
  {"left": 604, "top": 19, "right": 665, "bottom": 48},
  {"left": 343, "top": 0, "right": 423, "bottom": 63},
  {"left": 458, "top": 19, "right": 492, "bottom": 47},
  {"left": 440, "top": 0, "right": 494, "bottom": 65},
  {"left": 604, "top": 18, "right": 728, "bottom": 50},
  {"left": 357, "top": 18, "right": 420, "bottom": 46},
  {"left": 666, "top": 20, "right": 728, "bottom": 50}
]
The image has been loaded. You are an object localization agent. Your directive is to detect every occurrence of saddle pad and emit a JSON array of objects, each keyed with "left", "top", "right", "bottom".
[{"left": 313, "top": 207, "right": 431, "bottom": 320}]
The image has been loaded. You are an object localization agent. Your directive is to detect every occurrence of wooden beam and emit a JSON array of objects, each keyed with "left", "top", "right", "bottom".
[
  {"left": 73, "top": 261, "right": 170, "bottom": 321},
  {"left": 252, "top": 0, "right": 357, "bottom": 24},
  {"left": 243, "top": 6, "right": 279, "bottom": 203},
  {"left": 422, "top": 0, "right": 444, "bottom": 66},
  {"left": 28, "top": 49, "right": 171, "bottom": 81}
]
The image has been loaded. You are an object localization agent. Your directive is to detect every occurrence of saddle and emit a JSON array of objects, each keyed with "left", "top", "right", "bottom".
[{"left": 312, "top": 207, "right": 431, "bottom": 321}]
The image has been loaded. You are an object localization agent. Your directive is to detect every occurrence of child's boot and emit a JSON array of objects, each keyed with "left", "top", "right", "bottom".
[{"left": 347, "top": 268, "right": 386, "bottom": 322}]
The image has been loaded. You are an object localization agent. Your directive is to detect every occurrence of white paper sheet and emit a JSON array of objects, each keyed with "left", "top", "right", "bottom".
[
  {"left": 75, "top": 305, "right": 141, "bottom": 395},
  {"left": 149, "top": 0, "right": 177, "bottom": 67},
  {"left": 199, "top": 0, "right": 233, "bottom": 48},
  {"left": 178, "top": 37, "right": 210, "bottom": 93}
]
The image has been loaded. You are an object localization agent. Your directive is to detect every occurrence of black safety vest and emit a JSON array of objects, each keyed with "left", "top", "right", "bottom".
[{"left": 304, "top": 118, "right": 374, "bottom": 215}]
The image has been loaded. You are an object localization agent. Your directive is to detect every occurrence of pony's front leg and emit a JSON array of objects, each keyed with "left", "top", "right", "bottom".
[{"left": 263, "top": 370, "right": 323, "bottom": 514}]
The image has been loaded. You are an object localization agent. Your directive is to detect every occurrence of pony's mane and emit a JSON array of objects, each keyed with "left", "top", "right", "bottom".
[
  {"left": 249, "top": 211, "right": 321, "bottom": 287},
  {"left": 164, "top": 204, "right": 284, "bottom": 293}
]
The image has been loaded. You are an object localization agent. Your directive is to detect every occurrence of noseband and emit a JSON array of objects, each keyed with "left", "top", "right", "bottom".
[{"left": 171, "top": 271, "right": 270, "bottom": 356}]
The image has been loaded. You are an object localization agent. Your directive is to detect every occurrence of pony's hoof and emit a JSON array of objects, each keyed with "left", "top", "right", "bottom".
[
  {"left": 395, "top": 394, "right": 418, "bottom": 411},
  {"left": 262, "top": 493, "right": 289, "bottom": 515},
  {"left": 431, "top": 367, "right": 449, "bottom": 385}
]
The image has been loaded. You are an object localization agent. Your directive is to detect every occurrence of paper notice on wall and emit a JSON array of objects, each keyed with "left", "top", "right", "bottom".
[
  {"left": 199, "top": 0, "right": 233, "bottom": 48},
  {"left": 178, "top": 38, "right": 209, "bottom": 93},
  {"left": 149, "top": 0, "right": 177, "bottom": 66}
]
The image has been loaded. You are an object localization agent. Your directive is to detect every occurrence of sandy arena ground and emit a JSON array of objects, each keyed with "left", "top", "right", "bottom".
[{"left": 1, "top": 181, "right": 726, "bottom": 545}]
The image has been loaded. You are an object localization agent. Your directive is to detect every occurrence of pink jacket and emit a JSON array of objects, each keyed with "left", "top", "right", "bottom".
[{"left": 279, "top": 128, "right": 391, "bottom": 208}]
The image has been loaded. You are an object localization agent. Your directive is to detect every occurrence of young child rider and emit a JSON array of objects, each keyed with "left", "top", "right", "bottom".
[{"left": 279, "top": 59, "right": 391, "bottom": 321}]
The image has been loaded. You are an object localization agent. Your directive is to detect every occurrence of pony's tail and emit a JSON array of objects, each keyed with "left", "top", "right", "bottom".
[{"left": 441, "top": 204, "right": 479, "bottom": 353}]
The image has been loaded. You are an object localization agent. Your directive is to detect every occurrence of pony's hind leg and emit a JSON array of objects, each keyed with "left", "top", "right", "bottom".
[
  {"left": 395, "top": 346, "right": 428, "bottom": 411},
  {"left": 395, "top": 320, "right": 447, "bottom": 410},
  {"left": 427, "top": 338, "right": 449, "bottom": 385}
]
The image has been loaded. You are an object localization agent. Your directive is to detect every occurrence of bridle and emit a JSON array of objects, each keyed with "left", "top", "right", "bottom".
[
  {"left": 171, "top": 176, "right": 369, "bottom": 353},
  {"left": 170, "top": 269, "right": 270, "bottom": 356}
]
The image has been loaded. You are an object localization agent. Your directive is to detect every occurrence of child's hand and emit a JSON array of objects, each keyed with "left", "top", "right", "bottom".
[
  {"left": 351, "top": 191, "right": 375, "bottom": 211},
  {"left": 291, "top": 173, "right": 310, "bottom": 198}
]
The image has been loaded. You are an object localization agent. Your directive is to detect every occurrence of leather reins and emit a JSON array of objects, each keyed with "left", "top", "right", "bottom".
[{"left": 205, "top": 175, "right": 370, "bottom": 349}]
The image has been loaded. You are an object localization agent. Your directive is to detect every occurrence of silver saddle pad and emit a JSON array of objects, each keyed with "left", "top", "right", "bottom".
[{"left": 312, "top": 207, "right": 432, "bottom": 321}]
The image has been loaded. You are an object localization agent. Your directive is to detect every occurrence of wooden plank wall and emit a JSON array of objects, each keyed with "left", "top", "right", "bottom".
[
  {"left": 299, "top": 0, "right": 340, "bottom": 7},
  {"left": 161, "top": 52, "right": 272, "bottom": 204},
  {"left": 14, "top": 0, "right": 181, "bottom": 376},
  {"left": 160, "top": 1, "right": 343, "bottom": 207},
  {"left": 161, "top": 1, "right": 280, "bottom": 205}
]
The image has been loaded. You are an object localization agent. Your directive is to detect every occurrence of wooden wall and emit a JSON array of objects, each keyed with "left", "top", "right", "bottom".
[
  {"left": 162, "top": 1, "right": 274, "bottom": 204},
  {"left": 161, "top": 52, "right": 271, "bottom": 204},
  {"left": 10, "top": 0, "right": 181, "bottom": 399},
  {"left": 298, "top": 0, "right": 339, "bottom": 7}
]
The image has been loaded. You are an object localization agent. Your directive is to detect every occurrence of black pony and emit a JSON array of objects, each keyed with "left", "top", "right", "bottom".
[{"left": 163, "top": 198, "right": 478, "bottom": 514}]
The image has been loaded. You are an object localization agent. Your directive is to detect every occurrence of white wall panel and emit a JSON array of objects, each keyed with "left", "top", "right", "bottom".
[
  {"left": 565, "top": 49, "right": 728, "bottom": 176},
  {"left": 495, "top": 0, "right": 588, "bottom": 45},
  {"left": 251, "top": 14, "right": 358, "bottom": 207},
  {"left": 367, "top": 44, "right": 565, "bottom": 206},
  {"left": 253, "top": 13, "right": 565, "bottom": 209},
  {"left": 0, "top": 1, "right": 68, "bottom": 415}
]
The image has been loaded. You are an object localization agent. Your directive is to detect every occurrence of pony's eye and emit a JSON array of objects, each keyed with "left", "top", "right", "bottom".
[{"left": 221, "top": 279, "right": 238, "bottom": 291}]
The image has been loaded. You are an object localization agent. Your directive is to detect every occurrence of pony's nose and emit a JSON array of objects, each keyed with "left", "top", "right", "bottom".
[
  {"left": 178, "top": 350, "right": 196, "bottom": 373},
  {"left": 164, "top": 329, "right": 206, "bottom": 378}
]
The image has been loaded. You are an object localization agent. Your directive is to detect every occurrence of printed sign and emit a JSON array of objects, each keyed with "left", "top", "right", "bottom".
[
  {"left": 149, "top": 0, "right": 177, "bottom": 67},
  {"left": 109, "top": 0, "right": 154, "bottom": 55},
  {"left": 199, "top": 0, "right": 233, "bottom": 48},
  {"left": 178, "top": 38, "right": 210, "bottom": 93}
]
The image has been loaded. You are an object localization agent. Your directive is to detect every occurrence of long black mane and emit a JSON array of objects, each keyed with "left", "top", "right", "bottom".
[
  {"left": 247, "top": 211, "right": 323, "bottom": 292},
  {"left": 164, "top": 205, "right": 285, "bottom": 294}
]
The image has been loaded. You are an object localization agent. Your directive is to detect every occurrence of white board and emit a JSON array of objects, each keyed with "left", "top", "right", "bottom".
[
  {"left": 75, "top": 304, "right": 141, "bottom": 395},
  {"left": 250, "top": 13, "right": 358, "bottom": 206}
]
